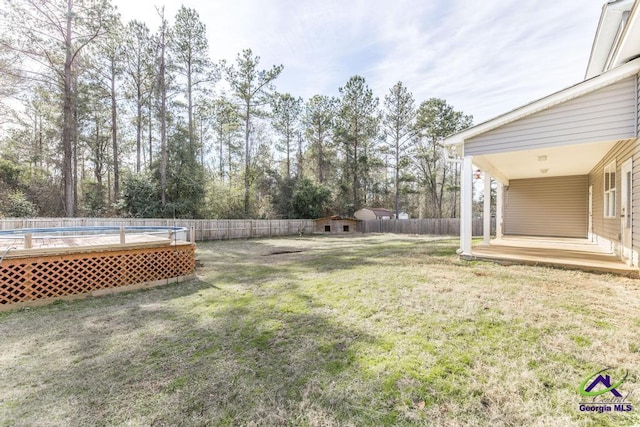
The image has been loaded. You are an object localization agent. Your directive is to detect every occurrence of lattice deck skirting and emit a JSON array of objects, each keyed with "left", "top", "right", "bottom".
[{"left": 0, "top": 243, "right": 195, "bottom": 309}]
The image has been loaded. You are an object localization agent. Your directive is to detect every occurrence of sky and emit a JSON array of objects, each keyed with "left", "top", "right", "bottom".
[{"left": 111, "top": 0, "right": 605, "bottom": 124}]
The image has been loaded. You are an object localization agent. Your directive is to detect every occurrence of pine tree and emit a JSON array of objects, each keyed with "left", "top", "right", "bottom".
[
  {"left": 123, "top": 20, "right": 155, "bottom": 173},
  {"left": 382, "top": 81, "right": 417, "bottom": 218},
  {"left": 336, "top": 75, "right": 379, "bottom": 213},
  {"left": 303, "top": 95, "right": 337, "bottom": 184},
  {"left": 271, "top": 93, "right": 302, "bottom": 178},
  {"left": 414, "top": 98, "right": 473, "bottom": 218},
  {"left": 169, "top": 6, "right": 215, "bottom": 158},
  {"left": 2, "top": 0, "right": 112, "bottom": 216},
  {"left": 225, "top": 49, "right": 282, "bottom": 216}
]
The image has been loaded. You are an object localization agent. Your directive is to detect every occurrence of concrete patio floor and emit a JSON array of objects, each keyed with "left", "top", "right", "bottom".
[{"left": 463, "top": 236, "right": 638, "bottom": 277}]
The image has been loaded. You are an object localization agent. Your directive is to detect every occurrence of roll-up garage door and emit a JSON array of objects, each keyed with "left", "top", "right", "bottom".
[{"left": 503, "top": 175, "right": 588, "bottom": 238}]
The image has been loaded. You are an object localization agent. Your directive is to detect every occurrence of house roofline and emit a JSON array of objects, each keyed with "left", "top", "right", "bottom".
[
  {"left": 443, "top": 56, "right": 640, "bottom": 148},
  {"left": 585, "top": 0, "right": 635, "bottom": 79},
  {"left": 608, "top": 0, "right": 640, "bottom": 69}
]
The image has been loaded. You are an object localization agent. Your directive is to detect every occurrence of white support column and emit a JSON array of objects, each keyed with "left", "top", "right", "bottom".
[
  {"left": 483, "top": 172, "right": 491, "bottom": 245},
  {"left": 496, "top": 181, "right": 504, "bottom": 240},
  {"left": 460, "top": 156, "right": 473, "bottom": 255}
]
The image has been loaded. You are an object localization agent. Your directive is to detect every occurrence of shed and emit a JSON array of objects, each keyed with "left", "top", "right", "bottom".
[
  {"left": 313, "top": 215, "right": 358, "bottom": 233},
  {"left": 354, "top": 208, "right": 393, "bottom": 220}
]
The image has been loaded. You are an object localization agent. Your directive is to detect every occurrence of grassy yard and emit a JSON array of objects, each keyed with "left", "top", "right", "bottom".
[{"left": 1, "top": 234, "right": 640, "bottom": 426}]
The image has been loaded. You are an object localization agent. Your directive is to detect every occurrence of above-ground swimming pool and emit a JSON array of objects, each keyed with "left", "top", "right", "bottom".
[{"left": 0, "top": 226, "right": 196, "bottom": 309}]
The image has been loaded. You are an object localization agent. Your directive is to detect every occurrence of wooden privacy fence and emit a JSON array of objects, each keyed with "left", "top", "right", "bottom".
[
  {"left": 0, "top": 243, "right": 195, "bottom": 309},
  {"left": 0, "top": 217, "right": 491, "bottom": 240},
  {"left": 357, "top": 218, "right": 492, "bottom": 236},
  {"left": 0, "top": 218, "right": 314, "bottom": 242}
]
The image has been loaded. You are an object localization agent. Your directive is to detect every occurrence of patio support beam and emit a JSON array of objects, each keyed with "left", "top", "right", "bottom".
[
  {"left": 470, "top": 156, "right": 509, "bottom": 187},
  {"left": 460, "top": 156, "right": 473, "bottom": 255},
  {"left": 496, "top": 181, "right": 504, "bottom": 239},
  {"left": 483, "top": 172, "right": 491, "bottom": 245}
]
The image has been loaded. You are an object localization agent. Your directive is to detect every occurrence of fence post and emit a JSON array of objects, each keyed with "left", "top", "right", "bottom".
[
  {"left": 120, "top": 227, "right": 125, "bottom": 245},
  {"left": 190, "top": 226, "right": 195, "bottom": 243},
  {"left": 24, "top": 233, "right": 32, "bottom": 249}
]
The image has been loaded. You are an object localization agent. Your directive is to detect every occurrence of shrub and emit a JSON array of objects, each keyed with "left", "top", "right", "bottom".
[
  {"left": 2, "top": 191, "right": 38, "bottom": 217},
  {"left": 117, "top": 173, "right": 161, "bottom": 218}
]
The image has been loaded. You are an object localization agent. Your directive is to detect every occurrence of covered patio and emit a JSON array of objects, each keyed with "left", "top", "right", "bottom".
[
  {"left": 444, "top": 57, "right": 640, "bottom": 275},
  {"left": 464, "top": 236, "right": 638, "bottom": 277}
]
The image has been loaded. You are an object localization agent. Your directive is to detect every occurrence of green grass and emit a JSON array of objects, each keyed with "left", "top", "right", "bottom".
[{"left": 1, "top": 234, "right": 640, "bottom": 426}]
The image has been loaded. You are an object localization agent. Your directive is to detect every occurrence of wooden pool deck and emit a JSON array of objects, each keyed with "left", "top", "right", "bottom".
[
  {"left": 0, "top": 234, "right": 195, "bottom": 309},
  {"left": 0, "top": 234, "right": 175, "bottom": 259},
  {"left": 464, "top": 236, "right": 638, "bottom": 277}
]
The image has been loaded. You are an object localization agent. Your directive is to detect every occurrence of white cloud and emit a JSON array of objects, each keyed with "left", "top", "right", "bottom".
[{"left": 112, "top": 0, "right": 604, "bottom": 123}]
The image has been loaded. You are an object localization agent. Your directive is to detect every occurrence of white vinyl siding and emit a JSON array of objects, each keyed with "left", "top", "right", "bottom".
[
  {"left": 503, "top": 175, "right": 588, "bottom": 238},
  {"left": 465, "top": 77, "right": 637, "bottom": 156},
  {"left": 590, "top": 139, "right": 638, "bottom": 245},
  {"left": 636, "top": 73, "right": 640, "bottom": 252}
]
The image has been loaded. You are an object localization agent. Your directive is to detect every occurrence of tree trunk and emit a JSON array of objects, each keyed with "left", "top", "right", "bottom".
[
  {"left": 395, "top": 136, "right": 400, "bottom": 218},
  {"left": 243, "top": 102, "right": 250, "bottom": 216},
  {"left": 200, "top": 118, "right": 204, "bottom": 167},
  {"left": 219, "top": 134, "right": 224, "bottom": 182},
  {"left": 438, "top": 163, "right": 447, "bottom": 218},
  {"left": 317, "top": 143, "right": 323, "bottom": 183},
  {"left": 452, "top": 162, "right": 459, "bottom": 218},
  {"left": 352, "top": 124, "right": 359, "bottom": 211},
  {"left": 136, "top": 86, "right": 142, "bottom": 173},
  {"left": 111, "top": 67, "right": 119, "bottom": 199},
  {"left": 352, "top": 148, "right": 358, "bottom": 210},
  {"left": 159, "top": 22, "right": 167, "bottom": 207},
  {"left": 30, "top": 114, "right": 36, "bottom": 175},
  {"left": 187, "top": 60, "right": 194, "bottom": 157},
  {"left": 286, "top": 133, "right": 290, "bottom": 178},
  {"left": 297, "top": 131, "right": 303, "bottom": 178},
  {"left": 227, "top": 135, "right": 232, "bottom": 187},
  {"left": 72, "top": 69, "right": 79, "bottom": 214},
  {"left": 62, "top": 0, "right": 75, "bottom": 217},
  {"left": 107, "top": 166, "right": 111, "bottom": 205},
  {"left": 317, "top": 124, "right": 324, "bottom": 183},
  {"left": 38, "top": 115, "right": 43, "bottom": 170},
  {"left": 148, "top": 103, "right": 153, "bottom": 168},
  {"left": 95, "top": 118, "right": 102, "bottom": 188}
]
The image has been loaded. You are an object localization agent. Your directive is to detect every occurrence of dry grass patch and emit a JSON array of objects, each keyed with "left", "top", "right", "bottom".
[{"left": 1, "top": 234, "right": 639, "bottom": 426}]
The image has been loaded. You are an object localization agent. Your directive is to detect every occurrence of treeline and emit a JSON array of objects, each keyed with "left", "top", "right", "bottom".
[{"left": 0, "top": 0, "right": 472, "bottom": 219}]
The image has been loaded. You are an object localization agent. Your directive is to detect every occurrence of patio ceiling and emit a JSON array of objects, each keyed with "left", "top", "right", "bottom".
[{"left": 472, "top": 139, "right": 632, "bottom": 182}]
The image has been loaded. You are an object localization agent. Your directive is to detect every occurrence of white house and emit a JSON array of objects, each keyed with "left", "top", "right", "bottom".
[{"left": 443, "top": 0, "right": 640, "bottom": 268}]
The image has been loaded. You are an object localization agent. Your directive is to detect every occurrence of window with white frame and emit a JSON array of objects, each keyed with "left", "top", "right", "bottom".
[{"left": 604, "top": 161, "right": 616, "bottom": 218}]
